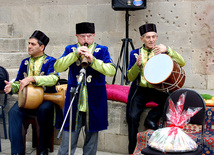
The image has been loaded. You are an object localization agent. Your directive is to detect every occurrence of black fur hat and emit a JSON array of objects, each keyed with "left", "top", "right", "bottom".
[
  {"left": 30, "top": 30, "right": 49, "bottom": 46},
  {"left": 76, "top": 22, "right": 95, "bottom": 34},
  {"left": 139, "top": 23, "right": 157, "bottom": 36}
]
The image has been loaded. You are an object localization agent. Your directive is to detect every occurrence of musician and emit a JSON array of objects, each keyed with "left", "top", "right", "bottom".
[
  {"left": 126, "top": 23, "right": 185, "bottom": 154},
  {"left": 54, "top": 22, "right": 116, "bottom": 155},
  {"left": 4, "top": 30, "right": 61, "bottom": 155}
]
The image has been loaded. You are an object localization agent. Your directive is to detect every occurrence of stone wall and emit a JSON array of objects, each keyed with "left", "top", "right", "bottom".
[{"left": 0, "top": 0, "right": 213, "bottom": 89}]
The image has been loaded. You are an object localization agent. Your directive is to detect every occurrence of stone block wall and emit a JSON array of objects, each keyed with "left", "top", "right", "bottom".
[{"left": 0, "top": 0, "right": 213, "bottom": 89}]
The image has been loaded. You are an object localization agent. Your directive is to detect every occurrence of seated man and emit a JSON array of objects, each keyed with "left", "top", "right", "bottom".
[
  {"left": 4, "top": 30, "right": 60, "bottom": 155},
  {"left": 126, "top": 23, "right": 185, "bottom": 154}
]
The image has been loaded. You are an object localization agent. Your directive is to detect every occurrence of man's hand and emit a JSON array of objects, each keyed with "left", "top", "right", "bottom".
[
  {"left": 77, "top": 46, "right": 88, "bottom": 56},
  {"left": 19, "top": 76, "right": 35, "bottom": 91},
  {"left": 77, "top": 46, "right": 93, "bottom": 63},
  {"left": 137, "top": 53, "right": 142, "bottom": 67},
  {"left": 153, "top": 44, "right": 168, "bottom": 55},
  {"left": 4, "top": 80, "right": 12, "bottom": 94}
]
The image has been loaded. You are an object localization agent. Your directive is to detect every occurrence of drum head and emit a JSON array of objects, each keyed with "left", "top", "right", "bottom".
[
  {"left": 18, "top": 86, "right": 27, "bottom": 108},
  {"left": 144, "top": 54, "right": 173, "bottom": 84}
]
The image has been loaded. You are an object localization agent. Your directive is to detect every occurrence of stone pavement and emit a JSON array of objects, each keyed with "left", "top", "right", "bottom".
[{"left": 0, "top": 139, "right": 125, "bottom": 155}]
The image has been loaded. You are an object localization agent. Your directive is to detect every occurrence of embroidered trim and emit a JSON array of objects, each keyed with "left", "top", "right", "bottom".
[
  {"left": 95, "top": 48, "right": 101, "bottom": 53},
  {"left": 24, "top": 60, "right": 29, "bottom": 65},
  {"left": 23, "top": 72, "right": 27, "bottom": 78},
  {"left": 40, "top": 71, "right": 45, "bottom": 76},
  {"left": 134, "top": 53, "right": 139, "bottom": 59},
  {"left": 86, "top": 75, "right": 92, "bottom": 83},
  {"left": 76, "top": 60, "right": 81, "bottom": 66},
  {"left": 71, "top": 47, "right": 76, "bottom": 51},
  {"left": 43, "top": 59, "right": 49, "bottom": 64}
]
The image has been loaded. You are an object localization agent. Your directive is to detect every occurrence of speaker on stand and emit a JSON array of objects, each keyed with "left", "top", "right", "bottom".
[{"left": 111, "top": 0, "right": 147, "bottom": 85}]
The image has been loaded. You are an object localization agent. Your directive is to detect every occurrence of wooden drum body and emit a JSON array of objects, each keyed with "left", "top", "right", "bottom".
[
  {"left": 143, "top": 54, "right": 185, "bottom": 93},
  {"left": 18, "top": 84, "right": 65, "bottom": 109}
]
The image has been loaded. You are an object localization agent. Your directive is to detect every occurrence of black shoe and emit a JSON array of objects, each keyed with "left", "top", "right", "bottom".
[
  {"left": 40, "top": 148, "right": 49, "bottom": 155},
  {"left": 144, "top": 119, "right": 159, "bottom": 130},
  {"left": 12, "top": 154, "right": 24, "bottom": 155}
]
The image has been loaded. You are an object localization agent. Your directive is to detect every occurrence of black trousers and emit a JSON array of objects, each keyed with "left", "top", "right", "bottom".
[
  {"left": 127, "top": 87, "right": 168, "bottom": 154},
  {"left": 8, "top": 101, "right": 54, "bottom": 154}
]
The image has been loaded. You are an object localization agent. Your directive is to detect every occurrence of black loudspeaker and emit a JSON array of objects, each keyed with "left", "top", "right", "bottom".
[{"left": 112, "top": 0, "right": 146, "bottom": 11}]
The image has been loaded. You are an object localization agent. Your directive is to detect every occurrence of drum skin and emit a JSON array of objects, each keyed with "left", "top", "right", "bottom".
[
  {"left": 144, "top": 54, "right": 185, "bottom": 93},
  {"left": 18, "top": 84, "right": 44, "bottom": 109}
]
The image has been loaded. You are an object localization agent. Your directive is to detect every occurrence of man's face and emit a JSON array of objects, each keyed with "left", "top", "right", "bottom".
[
  {"left": 76, "top": 33, "right": 95, "bottom": 46},
  {"left": 28, "top": 38, "right": 44, "bottom": 57},
  {"left": 140, "top": 32, "right": 158, "bottom": 49}
]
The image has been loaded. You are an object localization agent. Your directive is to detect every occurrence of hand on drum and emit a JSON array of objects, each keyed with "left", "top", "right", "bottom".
[
  {"left": 19, "top": 76, "right": 36, "bottom": 91},
  {"left": 153, "top": 44, "right": 168, "bottom": 55}
]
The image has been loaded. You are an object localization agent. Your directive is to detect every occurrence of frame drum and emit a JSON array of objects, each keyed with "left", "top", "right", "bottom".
[{"left": 143, "top": 54, "right": 185, "bottom": 93}]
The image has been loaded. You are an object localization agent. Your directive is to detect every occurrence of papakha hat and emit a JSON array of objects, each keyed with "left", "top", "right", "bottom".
[
  {"left": 139, "top": 23, "right": 157, "bottom": 36},
  {"left": 30, "top": 30, "right": 49, "bottom": 46},
  {"left": 76, "top": 22, "right": 95, "bottom": 34}
]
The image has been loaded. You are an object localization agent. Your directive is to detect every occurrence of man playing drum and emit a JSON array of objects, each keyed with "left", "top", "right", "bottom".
[
  {"left": 126, "top": 23, "right": 185, "bottom": 154},
  {"left": 4, "top": 30, "right": 62, "bottom": 155}
]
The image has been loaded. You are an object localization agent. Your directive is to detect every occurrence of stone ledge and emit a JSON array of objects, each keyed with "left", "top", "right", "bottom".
[{"left": 0, "top": 96, "right": 156, "bottom": 154}]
